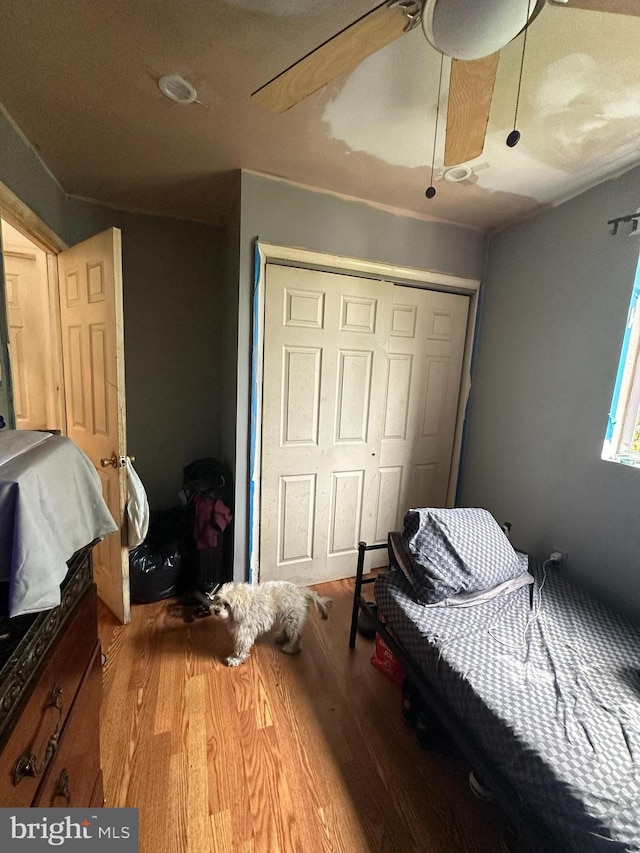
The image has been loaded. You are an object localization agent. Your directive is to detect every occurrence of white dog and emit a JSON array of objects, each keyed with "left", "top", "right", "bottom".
[{"left": 208, "top": 581, "right": 332, "bottom": 667}]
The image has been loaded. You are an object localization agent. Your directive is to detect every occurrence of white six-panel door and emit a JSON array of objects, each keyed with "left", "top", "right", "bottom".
[
  {"left": 370, "top": 286, "right": 469, "bottom": 568},
  {"left": 260, "top": 264, "right": 469, "bottom": 585},
  {"left": 58, "top": 228, "right": 129, "bottom": 623}
]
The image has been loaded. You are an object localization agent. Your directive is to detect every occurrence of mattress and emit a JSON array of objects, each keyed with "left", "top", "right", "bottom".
[
  {"left": 375, "top": 565, "right": 640, "bottom": 852},
  {"left": 0, "top": 432, "right": 117, "bottom": 617}
]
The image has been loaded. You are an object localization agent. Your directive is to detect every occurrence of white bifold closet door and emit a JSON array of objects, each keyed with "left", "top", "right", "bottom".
[{"left": 260, "top": 264, "right": 469, "bottom": 585}]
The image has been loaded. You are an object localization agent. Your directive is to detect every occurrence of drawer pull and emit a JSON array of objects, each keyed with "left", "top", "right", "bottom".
[
  {"left": 54, "top": 768, "right": 72, "bottom": 805},
  {"left": 12, "top": 684, "right": 64, "bottom": 786}
]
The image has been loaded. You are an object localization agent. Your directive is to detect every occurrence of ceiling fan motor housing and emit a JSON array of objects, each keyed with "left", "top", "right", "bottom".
[{"left": 422, "top": 0, "right": 545, "bottom": 60}]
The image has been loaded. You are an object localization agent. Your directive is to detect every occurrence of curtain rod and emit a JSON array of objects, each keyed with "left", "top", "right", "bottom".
[{"left": 608, "top": 212, "right": 640, "bottom": 236}]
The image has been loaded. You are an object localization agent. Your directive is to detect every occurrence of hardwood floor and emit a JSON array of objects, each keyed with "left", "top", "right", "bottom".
[{"left": 98, "top": 579, "right": 508, "bottom": 852}]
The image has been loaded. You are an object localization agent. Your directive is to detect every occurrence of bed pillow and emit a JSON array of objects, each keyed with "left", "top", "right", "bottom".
[{"left": 400, "top": 507, "right": 524, "bottom": 605}]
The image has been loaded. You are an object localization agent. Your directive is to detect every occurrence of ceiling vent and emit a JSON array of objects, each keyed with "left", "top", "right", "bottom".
[{"left": 158, "top": 74, "right": 198, "bottom": 105}]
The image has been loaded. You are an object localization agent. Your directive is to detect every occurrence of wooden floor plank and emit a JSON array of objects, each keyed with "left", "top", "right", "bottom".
[
  {"left": 127, "top": 731, "right": 173, "bottom": 850},
  {"left": 210, "top": 809, "right": 232, "bottom": 853},
  {"left": 186, "top": 674, "right": 214, "bottom": 853},
  {"left": 98, "top": 580, "right": 507, "bottom": 852}
]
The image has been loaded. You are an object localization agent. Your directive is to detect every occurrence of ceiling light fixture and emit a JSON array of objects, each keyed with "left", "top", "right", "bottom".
[
  {"left": 443, "top": 165, "right": 473, "bottom": 182},
  {"left": 158, "top": 74, "right": 198, "bottom": 104}
]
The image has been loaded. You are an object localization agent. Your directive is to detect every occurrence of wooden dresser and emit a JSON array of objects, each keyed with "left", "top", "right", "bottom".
[{"left": 0, "top": 546, "right": 103, "bottom": 808}]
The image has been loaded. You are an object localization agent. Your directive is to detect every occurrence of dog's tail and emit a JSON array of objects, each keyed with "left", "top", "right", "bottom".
[{"left": 303, "top": 589, "right": 332, "bottom": 620}]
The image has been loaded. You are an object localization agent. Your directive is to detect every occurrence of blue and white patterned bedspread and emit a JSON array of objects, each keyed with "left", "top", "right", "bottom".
[{"left": 375, "top": 566, "right": 640, "bottom": 852}]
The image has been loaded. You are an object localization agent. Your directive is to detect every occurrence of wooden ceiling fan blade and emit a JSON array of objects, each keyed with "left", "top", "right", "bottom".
[
  {"left": 547, "top": 0, "right": 640, "bottom": 16},
  {"left": 444, "top": 53, "right": 499, "bottom": 167},
  {"left": 251, "top": 1, "right": 421, "bottom": 114}
]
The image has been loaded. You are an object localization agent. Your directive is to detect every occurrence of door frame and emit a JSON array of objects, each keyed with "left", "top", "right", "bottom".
[
  {"left": 0, "top": 182, "right": 67, "bottom": 431},
  {"left": 250, "top": 241, "right": 482, "bottom": 583},
  {"left": 0, "top": 185, "right": 130, "bottom": 623}
]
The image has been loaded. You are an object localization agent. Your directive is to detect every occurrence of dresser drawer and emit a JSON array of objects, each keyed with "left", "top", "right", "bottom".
[
  {"left": 34, "top": 643, "right": 102, "bottom": 808},
  {"left": 0, "top": 586, "right": 97, "bottom": 807}
]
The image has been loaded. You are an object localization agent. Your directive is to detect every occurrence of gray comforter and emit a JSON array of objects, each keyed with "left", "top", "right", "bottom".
[{"left": 375, "top": 565, "right": 640, "bottom": 852}]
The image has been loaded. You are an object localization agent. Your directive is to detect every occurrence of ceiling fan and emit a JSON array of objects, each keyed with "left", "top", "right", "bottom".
[{"left": 252, "top": 0, "right": 640, "bottom": 168}]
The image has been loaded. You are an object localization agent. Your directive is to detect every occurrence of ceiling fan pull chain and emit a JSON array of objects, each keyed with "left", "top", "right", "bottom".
[
  {"left": 426, "top": 50, "right": 445, "bottom": 200},
  {"left": 507, "top": 0, "right": 533, "bottom": 148},
  {"left": 388, "top": 1, "right": 423, "bottom": 33}
]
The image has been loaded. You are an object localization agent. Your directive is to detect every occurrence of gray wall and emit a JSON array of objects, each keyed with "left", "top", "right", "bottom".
[
  {"left": 0, "top": 107, "right": 224, "bottom": 510},
  {"left": 0, "top": 108, "right": 67, "bottom": 239},
  {"left": 0, "top": 109, "right": 67, "bottom": 427},
  {"left": 459, "top": 165, "right": 640, "bottom": 621},
  {"left": 221, "top": 187, "right": 241, "bottom": 475},
  {"left": 66, "top": 199, "right": 223, "bottom": 509},
  {"left": 229, "top": 171, "right": 488, "bottom": 580}
]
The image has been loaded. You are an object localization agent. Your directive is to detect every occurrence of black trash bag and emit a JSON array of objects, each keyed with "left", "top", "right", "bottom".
[
  {"left": 129, "top": 506, "right": 191, "bottom": 603},
  {"left": 129, "top": 541, "right": 183, "bottom": 603}
]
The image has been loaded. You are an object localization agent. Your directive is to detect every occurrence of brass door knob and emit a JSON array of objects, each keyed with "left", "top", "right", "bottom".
[
  {"left": 100, "top": 451, "right": 118, "bottom": 468},
  {"left": 100, "top": 452, "right": 135, "bottom": 468}
]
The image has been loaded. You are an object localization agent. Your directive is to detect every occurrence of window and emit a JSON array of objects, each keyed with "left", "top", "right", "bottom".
[{"left": 603, "top": 257, "right": 640, "bottom": 467}]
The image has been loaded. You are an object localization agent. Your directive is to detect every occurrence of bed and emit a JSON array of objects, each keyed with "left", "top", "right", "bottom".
[
  {"left": 350, "top": 508, "right": 640, "bottom": 853},
  {"left": 0, "top": 430, "right": 116, "bottom": 618}
]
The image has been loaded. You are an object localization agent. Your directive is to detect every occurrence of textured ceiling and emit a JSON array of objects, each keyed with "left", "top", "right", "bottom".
[{"left": 1, "top": 0, "right": 640, "bottom": 232}]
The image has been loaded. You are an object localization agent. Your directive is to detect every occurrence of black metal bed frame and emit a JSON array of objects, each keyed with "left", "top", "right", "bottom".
[{"left": 348, "top": 539, "right": 563, "bottom": 853}]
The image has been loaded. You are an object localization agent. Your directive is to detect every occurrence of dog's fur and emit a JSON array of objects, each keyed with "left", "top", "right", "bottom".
[{"left": 209, "top": 581, "right": 332, "bottom": 667}]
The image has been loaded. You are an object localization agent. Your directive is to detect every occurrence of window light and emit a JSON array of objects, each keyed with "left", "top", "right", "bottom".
[{"left": 603, "top": 256, "right": 640, "bottom": 468}]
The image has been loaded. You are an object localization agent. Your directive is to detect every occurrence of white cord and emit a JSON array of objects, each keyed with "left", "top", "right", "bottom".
[{"left": 488, "top": 561, "right": 550, "bottom": 650}]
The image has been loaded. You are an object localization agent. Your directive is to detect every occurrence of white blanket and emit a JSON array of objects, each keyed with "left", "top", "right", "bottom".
[
  {"left": 0, "top": 432, "right": 117, "bottom": 617},
  {"left": 0, "top": 429, "right": 51, "bottom": 466}
]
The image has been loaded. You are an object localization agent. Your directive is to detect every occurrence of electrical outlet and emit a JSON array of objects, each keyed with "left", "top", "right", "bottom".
[{"left": 550, "top": 550, "right": 566, "bottom": 567}]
